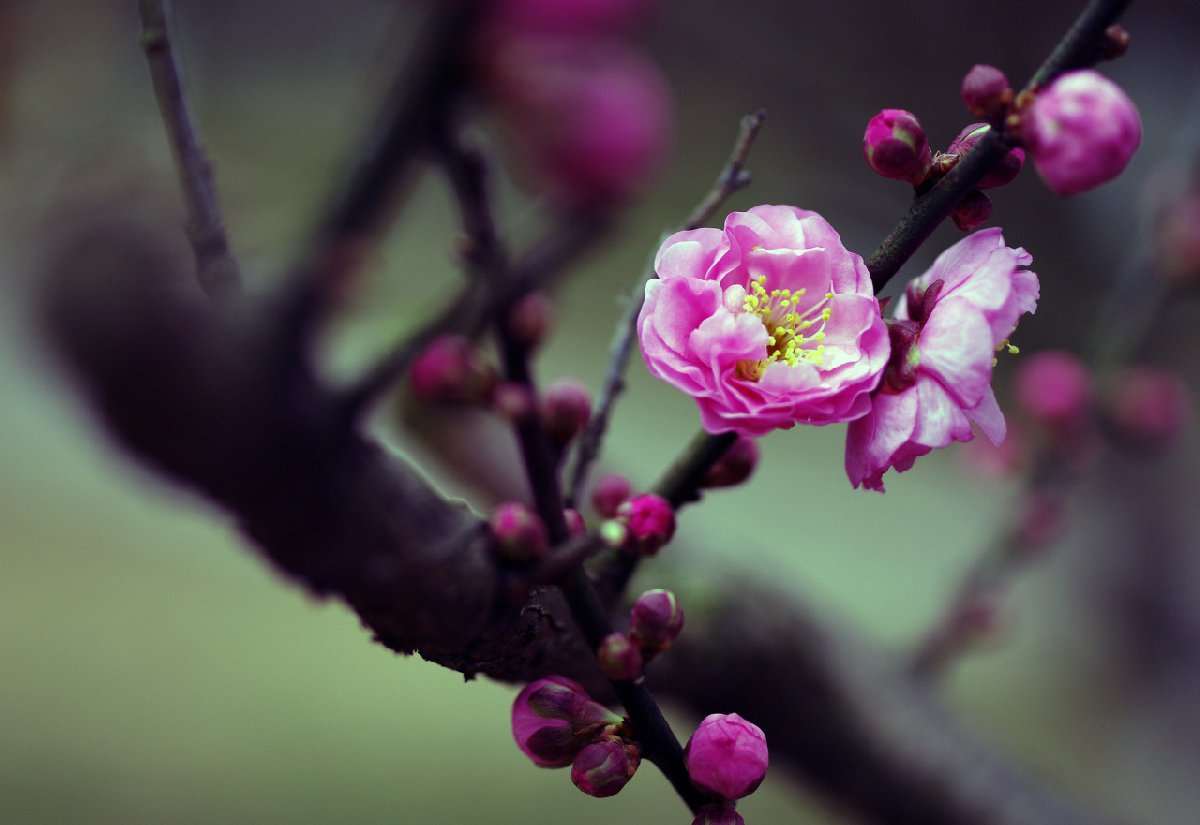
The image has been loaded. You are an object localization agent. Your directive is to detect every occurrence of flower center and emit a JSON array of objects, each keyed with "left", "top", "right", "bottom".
[{"left": 732, "top": 275, "right": 833, "bottom": 381}]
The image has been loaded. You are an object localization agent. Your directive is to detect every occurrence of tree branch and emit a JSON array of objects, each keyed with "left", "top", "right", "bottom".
[{"left": 137, "top": 0, "right": 240, "bottom": 299}]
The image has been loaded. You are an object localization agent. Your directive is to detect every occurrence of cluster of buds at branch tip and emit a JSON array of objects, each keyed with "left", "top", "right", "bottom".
[
  {"left": 409, "top": 335, "right": 497, "bottom": 405},
  {"left": 702, "top": 435, "right": 759, "bottom": 488},
  {"left": 512, "top": 676, "right": 642, "bottom": 798},
  {"left": 629, "top": 588, "right": 685, "bottom": 656},
  {"left": 684, "top": 713, "right": 769, "bottom": 801}
]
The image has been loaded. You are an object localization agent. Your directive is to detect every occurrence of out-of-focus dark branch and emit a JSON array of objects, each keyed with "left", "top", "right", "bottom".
[
  {"left": 867, "top": 0, "right": 1135, "bottom": 294},
  {"left": 565, "top": 111, "right": 766, "bottom": 507},
  {"left": 137, "top": 0, "right": 239, "bottom": 299}
]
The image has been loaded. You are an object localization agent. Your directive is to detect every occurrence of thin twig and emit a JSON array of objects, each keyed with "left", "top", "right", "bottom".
[
  {"left": 137, "top": 0, "right": 239, "bottom": 299},
  {"left": 565, "top": 111, "right": 766, "bottom": 506},
  {"left": 867, "top": 0, "right": 1135, "bottom": 294}
]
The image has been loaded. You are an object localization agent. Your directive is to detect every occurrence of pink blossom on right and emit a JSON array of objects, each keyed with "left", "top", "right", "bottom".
[
  {"left": 684, "top": 713, "right": 769, "bottom": 800},
  {"left": 845, "top": 228, "right": 1039, "bottom": 491},
  {"left": 1022, "top": 69, "right": 1141, "bottom": 195}
]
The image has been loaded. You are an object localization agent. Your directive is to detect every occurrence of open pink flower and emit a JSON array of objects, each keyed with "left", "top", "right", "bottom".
[
  {"left": 845, "top": 228, "right": 1038, "bottom": 491},
  {"left": 638, "top": 205, "right": 890, "bottom": 436}
]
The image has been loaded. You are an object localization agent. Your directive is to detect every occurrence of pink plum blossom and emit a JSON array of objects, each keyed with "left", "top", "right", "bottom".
[
  {"left": 638, "top": 205, "right": 890, "bottom": 436},
  {"left": 1021, "top": 70, "right": 1141, "bottom": 195},
  {"left": 845, "top": 228, "right": 1039, "bottom": 491},
  {"left": 684, "top": 713, "right": 769, "bottom": 800}
]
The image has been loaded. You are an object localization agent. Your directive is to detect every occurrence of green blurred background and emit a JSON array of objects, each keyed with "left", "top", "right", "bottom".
[{"left": 3, "top": 1, "right": 1200, "bottom": 823}]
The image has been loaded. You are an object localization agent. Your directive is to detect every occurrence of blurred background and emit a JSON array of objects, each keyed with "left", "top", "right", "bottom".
[{"left": 3, "top": 1, "right": 1200, "bottom": 823}]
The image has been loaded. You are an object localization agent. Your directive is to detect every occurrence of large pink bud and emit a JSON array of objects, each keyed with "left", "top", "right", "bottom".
[
  {"left": 1022, "top": 70, "right": 1141, "bottom": 195},
  {"left": 863, "top": 109, "right": 931, "bottom": 184},
  {"left": 512, "top": 676, "right": 620, "bottom": 768},
  {"left": 684, "top": 713, "right": 769, "bottom": 800}
]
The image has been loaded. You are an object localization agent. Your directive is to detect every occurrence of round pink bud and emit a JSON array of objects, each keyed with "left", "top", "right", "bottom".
[
  {"left": 490, "top": 501, "right": 549, "bottom": 563},
  {"left": 630, "top": 589, "right": 684, "bottom": 652},
  {"left": 492, "top": 0, "right": 656, "bottom": 34},
  {"left": 1107, "top": 368, "right": 1191, "bottom": 449},
  {"left": 684, "top": 713, "right": 769, "bottom": 800},
  {"left": 597, "top": 632, "right": 643, "bottom": 681},
  {"left": 950, "top": 190, "right": 993, "bottom": 232},
  {"left": 512, "top": 676, "right": 620, "bottom": 768},
  {"left": 946, "top": 124, "right": 1025, "bottom": 190},
  {"left": 692, "top": 803, "right": 745, "bottom": 825},
  {"left": 863, "top": 109, "right": 931, "bottom": 184},
  {"left": 1022, "top": 70, "right": 1141, "bottom": 195},
  {"left": 507, "top": 292, "right": 554, "bottom": 350},
  {"left": 570, "top": 739, "right": 640, "bottom": 798},
  {"left": 563, "top": 507, "right": 587, "bottom": 536},
  {"left": 703, "top": 435, "right": 760, "bottom": 488},
  {"left": 409, "top": 335, "right": 496, "bottom": 405},
  {"left": 616, "top": 493, "right": 675, "bottom": 556},
  {"left": 540, "top": 378, "right": 592, "bottom": 446},
  {"left": 1014, "top": 351, "right": 1094, "bottom": 427},
  {"left": 590, "top": 473, "right": 632, "bottom": 517},
  {"left": 960, "top": 64, "right": 1011, "bottom": 119}
]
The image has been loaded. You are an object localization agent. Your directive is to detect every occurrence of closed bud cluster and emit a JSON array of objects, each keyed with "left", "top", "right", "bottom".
[
  {"left": 951, "top": 190, "right": 993, "bottom": 232},
  {"left": 540, "top": 378, "right": 593, "bottom": 446},
  {"left": 629, "top": 588, "right": 685, "bottom": 653},
  {"left": 960, "top": 64, "right": 1011, "bottom": 120},
  {"left": 512, "top": 676, "right": 621, "bottom": 768},
  {"left": 946, "top": 124, "right": 1024, "bottom": 190},
  {"left": 692, "top": 802, "right": 745, "bottom": 825},
  {"left": 684, "top": 713, "right": 769, "bottom": 800},
  {"left": 1106, "top": 368, "right": 1191, "bottom": 450},
  {"left": 490, "top": 501, "right": 549, "bottom": 563},
  {"left": 570, "top": 738, "right": 641, "bottom": 798},
  {"left": 1021, "top": 70, "right": 1141, "bottom": 195},
  {"left": 703, "top": 435, "right": 760, "bottom": 488},
  {"left": 615, "top": 493, "right": 676, "bottom": 556},
  {"left": 590, "top": 472, "right": 633, "bottom": 517},
  {"left": 597, "top": 633, "right": 643, "bottom": 681},
  {"left": 863, "top": 109, "right": 931, "bottom": 184},
  {"left": 409, "top": 336, "right": 496, "bottom": 405}
]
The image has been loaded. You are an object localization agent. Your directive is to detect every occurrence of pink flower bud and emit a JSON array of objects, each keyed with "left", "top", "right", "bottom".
[
  {"left": 570, "top": 739, "right": 640, "bottom": 797},
  {"left": 684, "top": 713, "right": 769, "bottom": 800},
  {"left": 950, "top": 190, "right": 993, "bottom": 232},
  {"left": 563, "top": 507, "right": 587, "bottom": 536},
  {"left": 703, "top": 435, "right": 760, "bottom": 488},
  {"left": 1014, "top": 351, "right": 1093, "bottom": 427},
  {"left": 863, "top": 109, "right": 931, "bottom": 184},
  {"left": 490, "top": 501, "right": 549, "bottom": 563},
  {"left": 512, "top": 676, "right": 620, "bottom": 768},
  {"left": 507, "top": 292, "right": 554, "bottom": 350},
  {"left": 409, "top": 335, "right": 496, "bottom": 405},
  {"left": 961, "top": 64, "right": 1011, "bottom": 119},
  {"left": 1107, "top": 368, "right": 1191, "bottom": 449},
  {"left": 692, "top": 803, "right": 745, "bottom": 825},
  {"left": 597, "top": 632, "right": 643, "bottom": 681},
  {"left": 946, "top": 124, "right": 1024, "bottom": 189},
  {"left": 616, "top": 493, "right": 675, "bottom": 556},
  {"left": 540, "top": 378, "right": 592, "bottom": 445},
  {"left": 1022, "top": 70, "right": 1141, "bottom": 195},
  {"left": 590, "top": 473, "right": 633, "bottom": 517},
  {"left": 629, "top": 588, "right": 684, "bottom": 652}
]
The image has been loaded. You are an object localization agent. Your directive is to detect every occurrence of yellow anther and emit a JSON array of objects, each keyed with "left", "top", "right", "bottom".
[
  {"left": 813, "top": 331, "right": 826, "bottom": 341},
  {"left": 1006, "top": 343, "right": 1020, "bottom": 355}
]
